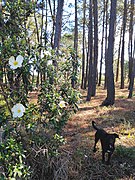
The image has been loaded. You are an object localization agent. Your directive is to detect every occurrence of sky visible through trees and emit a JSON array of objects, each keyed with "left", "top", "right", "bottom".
[{"left": 62, "top": 0, "right": 130, "bottom": 74}]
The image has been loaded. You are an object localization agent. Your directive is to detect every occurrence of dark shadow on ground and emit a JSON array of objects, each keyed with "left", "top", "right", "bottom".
[{"left": 64, "top": 145, "right": 135, "bottom": 180}]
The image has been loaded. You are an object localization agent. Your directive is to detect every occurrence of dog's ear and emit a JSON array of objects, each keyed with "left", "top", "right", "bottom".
[{"left": 113, "top": 133, "right": 119, "bottom": 139}]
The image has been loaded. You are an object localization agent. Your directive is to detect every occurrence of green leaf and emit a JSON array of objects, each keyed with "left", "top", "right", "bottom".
[{"left": 19, "top": 155, "right": 22, "bottom": 164}]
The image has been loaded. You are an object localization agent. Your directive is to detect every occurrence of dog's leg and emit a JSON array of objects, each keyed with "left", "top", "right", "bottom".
[
  {"left": 93, "top": 132, "right": 99, "bottom": 152},
  {"left": 102, "top": 151, "right": 105, "bottom": 163},
  {"left": 106, "top": 153, "right": 112, "bottom": 165}
]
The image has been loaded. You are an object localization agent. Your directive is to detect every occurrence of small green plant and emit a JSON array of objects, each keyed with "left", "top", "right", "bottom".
[
  {"left": 38, "top": 64, "right": 79, "bottom": 132},
  {"left": 116, "top": 145, "right": 135, "bottom": 159},
  {"left": 0, "top": 138, "right": 30, "bottom": 179},
  {"left": 120, "top": 119, "right": 132, "bottom": 135},
  {"left": 117, "top": 95, "right": 125, "bottom": 99}
]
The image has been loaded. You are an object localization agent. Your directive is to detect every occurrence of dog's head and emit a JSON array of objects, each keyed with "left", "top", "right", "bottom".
[
  {"left": 107, "top": 134, "right": 119, "bottom": 153},
  {"left": 113, "top": 133, "right": 119, "bottom": 139}
]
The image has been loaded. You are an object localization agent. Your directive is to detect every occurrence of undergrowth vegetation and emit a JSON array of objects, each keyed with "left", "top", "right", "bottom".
[
  {"left": 0, "top": 3, "right": 81, "bottom": 178},
  {"left": 0, "top": 48, "right": 80, "bottom": 179}
]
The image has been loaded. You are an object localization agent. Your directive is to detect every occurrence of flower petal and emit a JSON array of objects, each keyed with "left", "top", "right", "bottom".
[
  {"left": 59, "top": 101, "right": 66, "bottom": 108},
  {"left": 16, "top": 103, "right": 25, "bottom": 112},
  {"left": 9, "top": 56, "right": 15, "bottom": 66},
  {"left": 16, "top": 55, "right": 24, "bottom": 66},
  {"left": 13, "top": 112, "right": 22, "bottom": 118},
  {"left": 44, "top": 51, "right": 51, "bottom": 56},
  {"left": 9, "top": 56, "right": 21, "bottom": 69},
  {"left": 11, "top": 103, "right": 25, "bottom": 118},
  {"left": 17, "top": 111, "right": 24, "bottom": 118},
  {"left": 47, "top": 60, "right": 52, "bottom": 65}
]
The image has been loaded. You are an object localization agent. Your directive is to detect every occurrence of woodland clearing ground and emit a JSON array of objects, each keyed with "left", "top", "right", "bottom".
[
  {"left": 29, "top": 86, "right": 135, "bottom": 179},
  {"left": 61, "top": 86, "right": 135, "bottom": 179}
]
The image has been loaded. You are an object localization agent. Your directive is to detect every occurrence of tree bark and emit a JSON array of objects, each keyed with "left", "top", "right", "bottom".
[
  {"left": 116, "top": 26, "right": 122, "bottom": 82},
  {"left": 86, "top": 0, "right": 93, "bottom": 101},
  {"left": 128, "top": 0, "right": 134, "bottom": 98},
  {"left": 48, "top": 0, "right": 56, "bottom": 49},
  {"left": 128, "top": 51, "right": 135, "bottom": 98},
  {"left": 53, "top": 0, "right": 64, "bottom": 51},
  {"left": 84, "top": 47, "right": 88, "bottom": 89},
  {"left": 120, "top": 0, "right": 127, "bottom": 89},
  {"left": 72, "top": 0, "right": 78, "bottom": 88},
  {"left": 104, "top": 0, "right": 108, "bottom": 89},
  {"left": 98, "top": 0, "right": 105, "bottom": 86},
  {"left": 92, "top": 0, "right": 98, "bottom": 96},
  {"left": 81, "top": 0, "right": 86, "bottom": 89},
  {"left": 101, "top": 0, "right": 117, "bottom": 106}
]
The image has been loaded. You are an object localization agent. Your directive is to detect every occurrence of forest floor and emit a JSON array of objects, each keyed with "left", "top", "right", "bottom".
[{"left": 30, "top": 85, "right": 135, "bottom": 180}]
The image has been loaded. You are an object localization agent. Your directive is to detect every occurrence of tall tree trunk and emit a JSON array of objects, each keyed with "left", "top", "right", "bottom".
[
  {"left": 104, "top": 0, "right": 108, "bottom": 89},
  {"left": 116, "top": 26, "right": 122, "bottom": 82},
  {"left": 81, "top": 0, "right": 86, "bottom": 89},
  {"left": 128, "top": 0, "right": 134, "bottom": 98},
  {"left": 40, "top": 0, "right": 44, "bottom": 86},
  {"left": 53, "top": 0, "right": 64, "bottom": 51},
  {"left": 34, "top": 5, "right": 40, "bottom": 87},
  {"left": 48, "top": 0, "right": 56, "bottom": 48},
  {"left": 43, "top": 0, "right": 48, "bottom": 82},
  {"left": 92, "top": 0, "right": 98, "bottom": 96},
  {"left": 0, "top": 11, "right": 4, "bottom": 83},
  {"left": 98, "top": 0, "right": 105, "bottom": 86},
  {"left": 101, "top": 0, "right": 117, "bottom": 106},
  {"left": 86, "top": 0, "right": 93, "bottom": 101},
  {"left": 72, "top": 0, "right": 78, "bottom": 88},
  {"left": 45, "top": 0, "right": 48, "bottom": 49},
  {"left": 120, "top": 0, "right": 127, "bottom": 89},
  {"left": 128, "top": 0, "right": 134, "bottom": 86},
  {"left": 84, "top": 46, "right": 88, "bottom": 89},
  {"left": 128, "top": 48, "right": 135, "bottom": 98}
]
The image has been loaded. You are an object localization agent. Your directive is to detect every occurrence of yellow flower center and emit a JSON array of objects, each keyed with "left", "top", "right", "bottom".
[
  {"left": 13, "top": 61, "right": 18, "bottom": 66},
  {"left": 59, "top": 102, "right": 65, "bottom": 108},
  {"left": 17, "top": 109, "right": 21, "bottom": 113}
]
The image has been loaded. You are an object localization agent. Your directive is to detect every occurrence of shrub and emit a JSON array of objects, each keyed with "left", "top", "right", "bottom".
[{"left": 0, "top": 2, "right": 80, "bottom": 178}]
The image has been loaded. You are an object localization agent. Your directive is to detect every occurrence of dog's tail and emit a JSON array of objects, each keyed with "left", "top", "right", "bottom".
[{"left": 92, "top": 121, "right": 99, "bottom": 130}]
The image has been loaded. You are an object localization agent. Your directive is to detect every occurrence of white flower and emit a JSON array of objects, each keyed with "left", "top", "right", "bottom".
[
  {"left": 9, "top": 55, "right": 24, "bottom": 69},
  {"left": 62, "top": 58, "right": 67, "bottom": 62},
  {"left": 59, "top": 101, "right": 66, "bottom": 108},
  {"left": 120, "top": 162, "right": 127, "bottom": 168},
  {"left": 11, "top": 103, "right": 25, "bottom": 118},
  {"left": 58, "top": 50, "right": 62, "bottom": 55},
  {"left": 44, "top": 50, "right": 51, "bottom": 56},
  {"left": 47, "top": 60, "right": 52, "bottom": 65}
]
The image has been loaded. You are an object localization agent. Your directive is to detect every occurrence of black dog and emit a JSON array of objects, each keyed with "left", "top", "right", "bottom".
[{"left": 92, "top": 121, "right": 119, "bottom": 164}]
